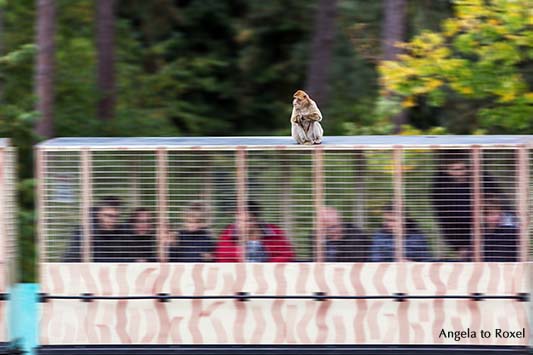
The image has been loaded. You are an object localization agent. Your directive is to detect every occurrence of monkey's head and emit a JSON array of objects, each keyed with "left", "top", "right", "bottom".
[{"left": 293, "top": 90, "right": 310, "bottom": 109}]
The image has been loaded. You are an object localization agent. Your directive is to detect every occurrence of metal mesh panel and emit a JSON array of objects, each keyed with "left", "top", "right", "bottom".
[
  {"left": 482, "top": 149, "right": 519, "bottom": 262},
  {"left": 43, "top": 151, "right": 82, "bottom": 262},
  {"left": 530, "top": 149, "right": 533, "bottom": 261},
  {"left": 4, "top": 147, "right": 17, "bottom": 282},
  {"left": 247, "top": 150, "right": 312, "bottom": 261},
  {"left": 90, "top": 151, "right": 157, "bottom": 262},
  {"left": 430, "top": 149, "right": 476, "bottom": 261},
  {"left": 403, "top": 149, "right": 440, "bottom": 261},
  {"left": 45, "top": 151, "right": 158, "bottom": 262},
  {"left": 167, "top": 151, "right": 236, "bottom": 262},
  {"left": 39, "top": 141, "right": 531, "bottom": 264},
  {"left": 323, "top": 150, "right": 392, "bottom": 262}
]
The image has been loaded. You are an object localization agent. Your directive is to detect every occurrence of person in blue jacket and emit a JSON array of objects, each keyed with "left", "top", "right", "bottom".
[
  {"left": 483, "top": 197, "right": 518, "bottom": 262},
  {"left": 371, "top": 204, "right": 432, "bottom": 262}
]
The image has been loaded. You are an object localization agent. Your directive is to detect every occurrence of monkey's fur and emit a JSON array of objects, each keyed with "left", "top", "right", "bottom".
[{"left": 290, "top": 90, "right": 323, "bottom": 145}]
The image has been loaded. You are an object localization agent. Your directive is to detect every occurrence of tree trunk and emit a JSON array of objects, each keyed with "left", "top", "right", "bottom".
[
  {"left": 96, "top": 0, "right": 116, "bottom": 121},
  {"left": 305, "top": 0, "right": 337, "bottom": 108},
  {"left": 382, "top": 0, "right": 408, "bottom": 133},
  {"left": 35, "top": 0, "right": 56, "bottom": 138}
]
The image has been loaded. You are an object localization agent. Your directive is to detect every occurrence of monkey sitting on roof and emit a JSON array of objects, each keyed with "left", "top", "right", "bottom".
[{"left": 290, "top": 90, "right": 323, "bottom": 145}]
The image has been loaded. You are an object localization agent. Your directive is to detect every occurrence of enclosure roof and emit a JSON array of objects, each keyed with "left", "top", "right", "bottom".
[{"left": 37, "top": 135, "right": 533, "bottom": 150}]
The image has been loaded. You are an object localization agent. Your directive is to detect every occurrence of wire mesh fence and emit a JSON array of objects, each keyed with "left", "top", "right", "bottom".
[
  {"left": 42, "top": 151, "right": 81, "bottom": 262},
  {"left": 0, "top": 143, "right": 17, "bottom": 293},
  {"left": 4, "top": 146, "right": 17, "bottom": 283},
  {"left": 38, "top": 138, "right": 531, "bottom": 263}
]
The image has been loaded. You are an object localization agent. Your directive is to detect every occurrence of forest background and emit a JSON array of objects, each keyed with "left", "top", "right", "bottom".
[{"left": 0, "top": 0, "right": 531, "bottom": 281}]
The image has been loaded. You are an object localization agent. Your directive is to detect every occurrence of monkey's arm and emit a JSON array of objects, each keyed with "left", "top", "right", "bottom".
[
  {"left": 305, "top": 102, "right": 322, "bottom": 122},
  {"left": 306, "top": 112, "right": 322, "bottom": 122},
  {"left": 290, "top": 107, "right": 301, "bottom": 124}
]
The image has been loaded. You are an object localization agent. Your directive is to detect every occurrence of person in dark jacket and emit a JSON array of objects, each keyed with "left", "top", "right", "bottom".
[
  {"left": 122, "top": 208, "right": 157, "bottom": 262},
  {"left": 432, "top": 151, "right": 501, "bottom": 260},
  {"left": 169, "top": 201, "right": 214, "bottom": 262},
  {"left": 312, "top": 206, "right": 369, "bottom": 262},
  {"left": 371, "top": 205, "right": 432, "bottom": 262},
  {"left": 63, "top": 196, "right": 124, "bottom": 262},
  {"left": 483, "top": 197, "right": 518, "bottom": 262}
]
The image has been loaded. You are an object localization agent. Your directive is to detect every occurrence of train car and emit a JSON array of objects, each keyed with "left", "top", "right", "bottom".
[
  {"left": 0, "top": 140, "right": 16, "bottom": 353},
  {"left": 35, "top": 136, "right": 531, "bottom": 355}
]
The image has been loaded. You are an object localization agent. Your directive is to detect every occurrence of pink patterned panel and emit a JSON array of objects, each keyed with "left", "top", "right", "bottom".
[{"left": 40, "top": 262, "right": 529, "bottom": 346}]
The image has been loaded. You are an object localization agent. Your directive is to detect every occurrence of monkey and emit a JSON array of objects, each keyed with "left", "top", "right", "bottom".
[{"left": 290, "top": 90, "right": 323, "bottom": 145}]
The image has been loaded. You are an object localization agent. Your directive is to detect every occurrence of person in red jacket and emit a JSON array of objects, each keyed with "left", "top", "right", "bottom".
[{"left": 215, "top": 201, "right": 295, "bottom": 262}]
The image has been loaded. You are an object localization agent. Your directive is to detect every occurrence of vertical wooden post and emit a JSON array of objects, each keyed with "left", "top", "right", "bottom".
[
  {"left": 35, "top": 148, "right": 45, "bottom": 284},
  {"left": 236, "top": 148, "right": 248, "bottom": 262},
  {"left": 81, "top": 149, "right": 92, "bottom": 263},
  {"left": 314, "top": 147, "right": 325, "bottom": 262},
  {"left": 200, "top": 152, "right": 214, "bottom": 231},
  {"left": 471, "top": 146, "right": 482, "bottom": 262},
  {"left": 393, "top": 146, "right": 404, "bottom": 262},
  {"left": 0, "top": 149, "right": 5, "bottom": 278},
  {"left": 353, "top": 151, "right": 366, "bottom": 229},
  {"left": 517, "top": 146, "right": 529, "bottom": 262},
  {"left": 280, "top": 151, "right": 293, "bottom": 242},
  {"left": 7, "top": 147, "right": 16, "bottom": 284},
  {"left": 157, "top": 148, "right": 168, "bottom": 262}
]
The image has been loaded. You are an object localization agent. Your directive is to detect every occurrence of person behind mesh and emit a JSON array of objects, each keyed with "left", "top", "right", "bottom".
[
  {"left": 483, "top": 196, "right": 518, "bottom": 262},
  {"left": 168, "top": 201, "right": 214, "bottom": 262},
  {"left": 310, "top": 206, "right": 369, "bottom": 262},
  {"left": 215, "top": 200, "right": 295, "bottom": 262},
  {"left": 63, "top": 196, "right": 124, "bottom": 262},
  {"left": 122, "top": 208, "right": 157, "bottom": 262},
  {"left": 432, "top": 150, "right": 501, "bottom": 260},
  {"left": 370, "top": 204, "right": 432, "bottom": 262}
]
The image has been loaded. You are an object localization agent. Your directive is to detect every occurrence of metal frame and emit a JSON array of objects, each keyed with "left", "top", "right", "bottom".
[
  {"left": 0, "top": 141, "right": 15, "bottom": 346},
  {"left": 0, "top": 143, "right": 15, "bottom": 281},
  {"left": 36, "top": 344, "right": 531, "bottom": 355},
  {"left": 36, "top": 136, "right": 533, "bottom": 263},
  {"left": 236, "top": 148, "right": 248, "bottom": 262},
  {"left": 313, "top": 147, "right": 324, "bottom": 262},
  {"left": 393, "top": 146, "right": 404, "bottom": 261},
  {"left": 33, "top": 137, "right": 533, "bottom": 351},
  {"left": 517, "top": 146, "right": 529, "bottom": 262},
  {"left": 472, "top": 146, "right": 482, "bottom": 262},
  {"left": 156, "top": 148, "right": 168, "bottom": 262},
  {"left": 38, "top": 292, "right": 530, "bottom": 302},
  {"left": 36, "top": 136, "right": 533, "bottom": 151},
  {"left": 80, "top": 149, "right": 92, "bottom": 263}
]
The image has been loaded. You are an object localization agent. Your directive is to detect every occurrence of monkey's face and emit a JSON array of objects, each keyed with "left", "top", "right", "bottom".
[{"left": 293, "top": 90, "right": 309, "bottom": 109}]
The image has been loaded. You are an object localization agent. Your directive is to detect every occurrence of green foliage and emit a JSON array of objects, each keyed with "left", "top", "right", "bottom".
[
  {"left": 380, "top": 0, "right": 533, "bottom": 133},
  {"left": 5, "top": 0, "right": 519, "bottom": 279}
]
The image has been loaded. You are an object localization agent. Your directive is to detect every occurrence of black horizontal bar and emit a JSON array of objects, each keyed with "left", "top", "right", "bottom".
[
  {"left": 0, "top": 342, "right": 23, "bottom": 355},
  {"left": 37, "top": 344, "right": 531, "bottom": 355},
  {"left": 0, "top": 293, "right": 8, "bottom": 301},
  {"left": 38, "top": 292, "right": 529, "bottom": 302}
]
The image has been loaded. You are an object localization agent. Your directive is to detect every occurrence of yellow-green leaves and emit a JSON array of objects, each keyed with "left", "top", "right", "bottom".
[{"left": 380, "top": 0, "right": 533, "bottom": 133}]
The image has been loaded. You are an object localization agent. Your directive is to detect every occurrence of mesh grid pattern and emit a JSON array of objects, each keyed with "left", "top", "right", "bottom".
[{"left": 39, "top": 144, "right": 529, "bottom": 263}]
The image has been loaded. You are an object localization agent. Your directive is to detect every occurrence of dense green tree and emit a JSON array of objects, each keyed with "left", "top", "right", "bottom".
[{"left": 4, "top": 0, "right": 527, "bottom": 280}]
